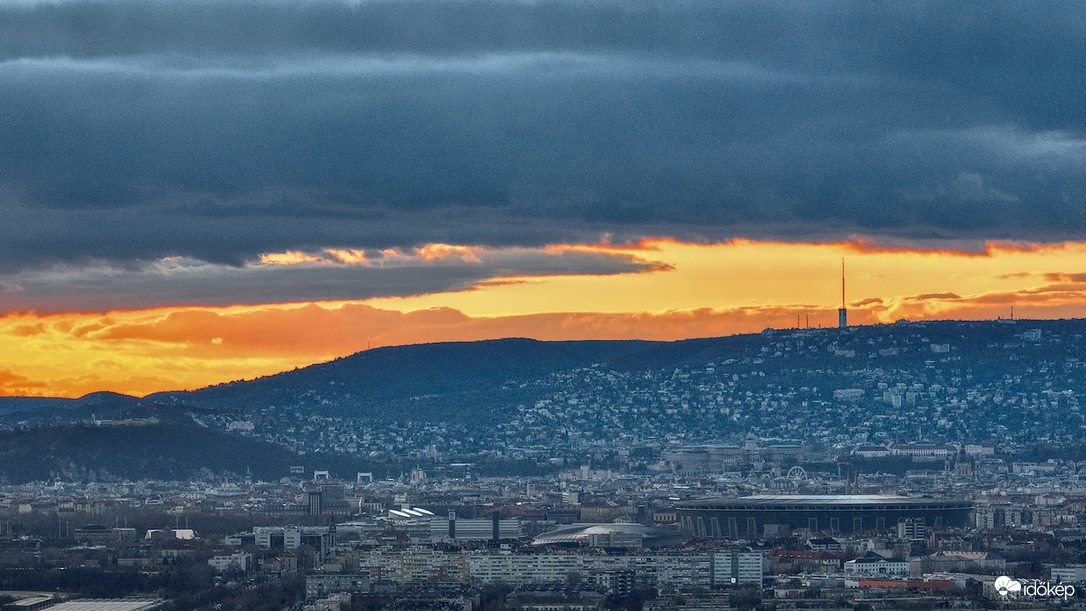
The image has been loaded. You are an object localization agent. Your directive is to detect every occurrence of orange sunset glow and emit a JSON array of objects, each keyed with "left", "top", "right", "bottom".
[{"left": 3, "top": 238, "right": 1086, "bottom": 398}]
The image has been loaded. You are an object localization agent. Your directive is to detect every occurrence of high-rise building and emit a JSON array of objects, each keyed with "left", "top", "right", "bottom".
[{"left": 714, "top": 550, "right": 764, "bottom": 586}]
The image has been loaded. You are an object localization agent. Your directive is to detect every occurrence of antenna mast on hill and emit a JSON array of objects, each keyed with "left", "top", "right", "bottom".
[{"left": 838, "top": 258, "right": 847, "bottom": 328}]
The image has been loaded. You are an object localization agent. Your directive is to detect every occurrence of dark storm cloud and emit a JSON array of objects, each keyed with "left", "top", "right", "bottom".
[
  {"left": 2, "top": 0, "right": 1086, "bottom": 273},
  {"left": 0, "top": 247, "right": 667, "bottom": 314}
]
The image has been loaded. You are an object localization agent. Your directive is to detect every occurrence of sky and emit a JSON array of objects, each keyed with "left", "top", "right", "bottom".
[{"left": 3, "top": 0, "right": 1086, "bottom": 397}]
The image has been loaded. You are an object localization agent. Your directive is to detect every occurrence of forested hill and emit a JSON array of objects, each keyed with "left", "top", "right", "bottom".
[
  {"left": 145, "top": 338, "right": 653, "bottom": 423},
  {"left": 139, "top": 318, "right": 1086, "bottom": 429},
  {"left": 0, "top": 423, "right": 302, "bottom": 483}
]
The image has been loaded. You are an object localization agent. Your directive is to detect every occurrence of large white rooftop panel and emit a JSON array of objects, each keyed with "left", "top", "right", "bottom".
[{"left": 42, "top": 600, "right": 164, "bottom": 611}]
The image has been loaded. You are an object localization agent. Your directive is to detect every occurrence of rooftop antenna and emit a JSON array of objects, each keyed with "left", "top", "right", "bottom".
[{"left": 838, "top": 258, "right": 848, "bottom": 328}]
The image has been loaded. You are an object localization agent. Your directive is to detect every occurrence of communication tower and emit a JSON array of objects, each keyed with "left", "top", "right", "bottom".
[{"left": 838, "top": 259, "right": 847, "bottom": 328}]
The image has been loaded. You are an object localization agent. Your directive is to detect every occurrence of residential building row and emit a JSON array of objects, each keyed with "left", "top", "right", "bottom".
[{"left": 306, "top": 549, "right": 764, "bottom": 598}]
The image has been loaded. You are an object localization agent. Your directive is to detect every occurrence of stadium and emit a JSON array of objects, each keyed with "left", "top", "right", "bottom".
[{"left": 675, "top": 495, "right": 973, "bottom": 539}]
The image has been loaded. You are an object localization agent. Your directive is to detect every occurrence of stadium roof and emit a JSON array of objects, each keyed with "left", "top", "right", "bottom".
[
  {"left": 676, "top": 495, "right": 972, "bottom": 509},
  {"left": 532, "top": 523, "right": 678, "bottom": 546}
]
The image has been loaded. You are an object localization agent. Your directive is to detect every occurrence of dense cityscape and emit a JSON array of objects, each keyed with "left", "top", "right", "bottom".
[
  {"left": 7, "top": 0, "right": 1086, "bottom": 609},
  {"left": 3, "top": 321, "right": 1086, "bottom": 609},
  {"left": 2, "top": 428, "right": 1086, "bottom": 610}
]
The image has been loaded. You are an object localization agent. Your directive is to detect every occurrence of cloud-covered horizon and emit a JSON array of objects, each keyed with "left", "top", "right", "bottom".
[
  {"left": 5, "top": 235, "right": 1086, "bottom": 397},
  {"left": 3, "top": 1, "right": 1086, "bottom": 284},
  {"left": 7, "top": 0, "right": 1086, "bottom": 396},
  {"left": 6, "top": 275, "right": 1086, "bottom": 398}
]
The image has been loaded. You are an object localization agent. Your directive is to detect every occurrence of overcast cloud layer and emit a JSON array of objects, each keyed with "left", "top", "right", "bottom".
[{"left": 3, "top": 1, "right": 1086, "bottom": 292}]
